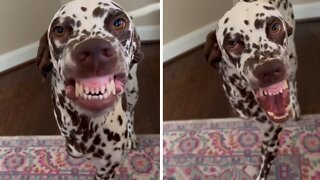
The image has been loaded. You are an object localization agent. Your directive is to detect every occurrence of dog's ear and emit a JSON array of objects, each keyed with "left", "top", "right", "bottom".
[
  {"left": 34, "top": 31, "right": 53, "bottom": 78},
  {"left": 129, "top": 29, "right": 144, "bottom": 69},
  {"left": 285, "top": 22, "right": 293, "bottom": 37},
  {"left": 130, "top": 29, "right": 143, "bottom": 69},
  {"left": 204, "top": 30, "right": 222, "bottom": 68}
]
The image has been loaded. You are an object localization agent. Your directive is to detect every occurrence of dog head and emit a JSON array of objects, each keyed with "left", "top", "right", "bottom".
[
  {"left": 35, "top": 0, "right": 143, "bottom": 115},
  {"left": 205, "top": 1, "right": 294, "bottom": 123}
]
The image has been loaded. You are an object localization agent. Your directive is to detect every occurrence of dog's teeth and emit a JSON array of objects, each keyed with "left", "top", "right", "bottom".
[
  {"left": 267, "top": 111, "right": 274, "bottom": 117},
  {"left": 79, "top": 84, "right": 83, "bottom": 97},
  {"left": 101, "top": 86, "right": 106, "bottom": 94},
  {"left": 75, "top": 83, "right": 79, "bottom": 97},
  {"left": 106, "top": 82, "right": 111, "bottom": 95},
  {"left": 99, "top": 95, "right": 104, "bottom": 100},
  {"left": 104, "top": 93, "right": 108, "bottom": 99},
  {"left": 280, "top": 89, "right": 283, "bottom": 93},
  {"left": 90, "top": 88, "right": 95, "bottom": 94},
  {"left": 83, "top": 94, "right": 88, "bottom": 100},
  {"left": 284, "top": 81, "right": 288, "bottom": 89},
  {"left": 95, "top": 88, "right": 99, "bottom": 94},
  {"left": 110, "top": 79, "right": 116, "bottom": 95},
  {"left": 88, "top": 95, "right": 92, "bottom": 100},
  {"left": 85, "top": 87, "right": 89, "bottom": 94},
  {"left": 263, "top": 91, "right": 268, "bottom": 96}
]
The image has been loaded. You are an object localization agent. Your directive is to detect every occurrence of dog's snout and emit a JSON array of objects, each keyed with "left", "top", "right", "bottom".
[
  {"left": 253, "top": 60, "right": 286, "bottom": 86},
  {"left": 72, "top": 38, "right": 115, "bottom": 66}
]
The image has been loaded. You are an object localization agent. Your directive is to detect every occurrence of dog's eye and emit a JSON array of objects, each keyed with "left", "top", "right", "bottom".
[
  {"left": 53, "top": 26, "right": 66, "bottom": 37},
  {"left": 270, "top": 22, "right": 281, "bottom": 33},
  {"left": 226, "top": 40, "right": 238, "bottom": 49},
  {"left": 113, "top": 18, "right": 126, "bottom": 30}
]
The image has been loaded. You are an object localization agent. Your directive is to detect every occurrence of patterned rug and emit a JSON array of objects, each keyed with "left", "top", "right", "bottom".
[
  {"left": 163, "top": 114, "right": 320, "bottom": 180},
  {"left": 0, "top": 135, "right": 159, "bottom": 180}
]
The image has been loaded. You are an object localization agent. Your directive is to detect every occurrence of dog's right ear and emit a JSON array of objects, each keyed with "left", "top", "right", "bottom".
[
  {"left": 204, "top": 30, "right": 222, "bottom": 68},
  {"left": 34, "top": 31, "right": 53, "bottom": 78}
]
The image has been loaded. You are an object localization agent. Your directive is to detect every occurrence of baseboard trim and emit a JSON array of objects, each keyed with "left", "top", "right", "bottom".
[
  {"left": 0, "top": 42, "right": 38, "bottom": 73},
  {"left": 163, "top": 1, "right": 320, "bottom": 62},
  {"left": 137, "top": 25, "right": 160, "bottom": 41},
  {"left": 163, "top": 21, "right": 218, "bottom": 62},
  {"left": 0, "top": 25, "right": 159, "bottom": 73},
  {"left": 293, "top": 2, "right": 320, "bottom": 20}
]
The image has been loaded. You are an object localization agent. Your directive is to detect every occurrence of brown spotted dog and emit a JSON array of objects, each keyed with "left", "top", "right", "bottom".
[
  {"left": 34, "top": 0, "right": 143, "bottom": 179},
  {"left": 204, "top": 0, "right": 299, "bottom": 179}
]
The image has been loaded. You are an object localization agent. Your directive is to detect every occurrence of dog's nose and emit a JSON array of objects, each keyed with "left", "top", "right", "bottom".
[
  {"left": 253, "top": 60, "right": 286, "bottom": 86},
  {"left": 72, "top": 38, "right": 115, "bottom": 66}
]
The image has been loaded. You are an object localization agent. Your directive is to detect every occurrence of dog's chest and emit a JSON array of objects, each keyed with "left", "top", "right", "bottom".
[{"left": 52, "top": 89, "right": 128, "bottom": 156}]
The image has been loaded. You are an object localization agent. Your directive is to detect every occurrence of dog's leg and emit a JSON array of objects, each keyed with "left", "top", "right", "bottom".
[
  {"left": 92, "top": 152, "right": 122, "bottom": 180},
  {"left": 289, "top": 79, "right": 300, "bottom": 121},
  {"left": 256, "top": 121, "right": 283, "bottom": 180},
  {"left": 124, "top": 64, "right": 139, "bottom": 150}
]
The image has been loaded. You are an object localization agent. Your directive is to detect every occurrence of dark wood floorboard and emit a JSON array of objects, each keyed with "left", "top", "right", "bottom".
[
  {"left": 164, "top": 20, "right": 320, "bottom": 121},
  {"left": 0, "top": 43, "right": 159, "bottom": 135}
]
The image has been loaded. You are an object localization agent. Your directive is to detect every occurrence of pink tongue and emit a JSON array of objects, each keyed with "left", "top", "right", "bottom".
[
  {"left": 262, "top": 81, "right": 285, "bottom": 94},
  {"left": 256, "top": 81, "right": 289, "bottom": 116},
  {"left": 265, "top": 92, "right": 288, "bottom": 115}
]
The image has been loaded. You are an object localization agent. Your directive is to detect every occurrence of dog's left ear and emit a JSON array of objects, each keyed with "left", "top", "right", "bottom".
[
  {"left": 130, "top": 29, "right": 144, "bottom": 68},
  {"left": 34, "top": 31, "right": 53, "bottom": 78},
  {"left": 286, "top": 22, "right": 293, "bottom": 37}
]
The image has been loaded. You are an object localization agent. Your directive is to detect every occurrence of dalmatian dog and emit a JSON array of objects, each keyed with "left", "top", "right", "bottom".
[
  {"left": 204, "top": 0, "right": 299, "bottom": 179},
  {"left": 34, "top": 0, "right": 143, "bottom": 179}
]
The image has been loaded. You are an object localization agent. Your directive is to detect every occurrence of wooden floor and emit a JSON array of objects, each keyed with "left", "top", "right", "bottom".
[
  {"left": 0, "top": 43, "right": 159, "bottom": 135},
  {"left": 164, "top": 20, "right": 320, "bottom": 121}
]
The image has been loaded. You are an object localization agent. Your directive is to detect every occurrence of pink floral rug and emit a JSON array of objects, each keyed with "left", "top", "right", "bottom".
[
  {"left": 163, "top": 114, "right": 320, "bottom": 180},
  {"left": 0, "top": 135, "right": 159, "bottom": 180}
]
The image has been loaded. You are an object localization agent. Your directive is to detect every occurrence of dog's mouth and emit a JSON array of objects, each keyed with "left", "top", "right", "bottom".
[
  {"left": 64, "top": 73, "right": 126, "bottom": 112},
  {"left": 255, "top": 80, "right": 291, "bottom": 123}
]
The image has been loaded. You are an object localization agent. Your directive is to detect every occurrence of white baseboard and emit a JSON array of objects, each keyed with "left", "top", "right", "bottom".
[
  {"left": 293, "top": 1, "right": 320, "bottom": 20},
  {"left": 163, "top": 21, "right": 217, "bottom": 62},
  {"left": 137, "top": 25, "right": 160, "bottom": 41},
  {"left": 0, "top": 42, "right": 38, "bottom": 73},
  {"left": 0, "top": 25, "right": 159, "bottom": 73},
  {"left": 163, "top": 1, "right": 320, "bottom": 62}
]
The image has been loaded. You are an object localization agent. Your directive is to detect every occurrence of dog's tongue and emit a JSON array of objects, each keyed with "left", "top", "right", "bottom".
[
  {"left": 263, "top": 91, "right": 289, "bottom": 115},
  {"left": 256, "top": 81, "right": 289, "bottom": 116}
]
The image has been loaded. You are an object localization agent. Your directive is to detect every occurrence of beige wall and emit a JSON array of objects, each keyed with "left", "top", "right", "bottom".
[
  {"left": 61, "top": 0, "right": 160, "bottom": 26},
  {"left": 0, "top": 0, "right": 60, "bottom": 54},
  {"left": 0, "top": 0, "right": 159, "bottom": 55},
  {"left": 163, "top": 0, "right": 233, "bottom": 44}
]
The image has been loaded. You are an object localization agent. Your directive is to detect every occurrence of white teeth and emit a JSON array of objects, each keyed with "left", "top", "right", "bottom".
[
  {"left": 101, "top": 86, "right": 106, "bottom": 94},
  {"left": 267, "top": 111, "right": 274, "bottom": 117},
  {"left": 79, "top": 84, "right": 83, "bottom": 97},
  {"left": 267, "top": 111, "right": 289, "bottom": 120},
  {"left": 284, "top": 81, "right": 288, "bottom": 89},
  {"left": 74, "top": 78, "right": 117, "bottom": 100},
  {"left": 75, "top": 83, "right": 79, "bottom": 97},
  {"left": 110, "top": 80, "right": 116, "bottom": 95},
  {"left": 85, "top": 87, "right": 89, "bottom": 94}
]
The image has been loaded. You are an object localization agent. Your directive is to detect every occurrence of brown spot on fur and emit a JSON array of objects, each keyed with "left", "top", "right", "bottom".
[
  {"left": 254, "top": 19, "right": 264, "bottom": 29},
  {"left": 93, "top": 7, "right": 106, "bottom": 17}
]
